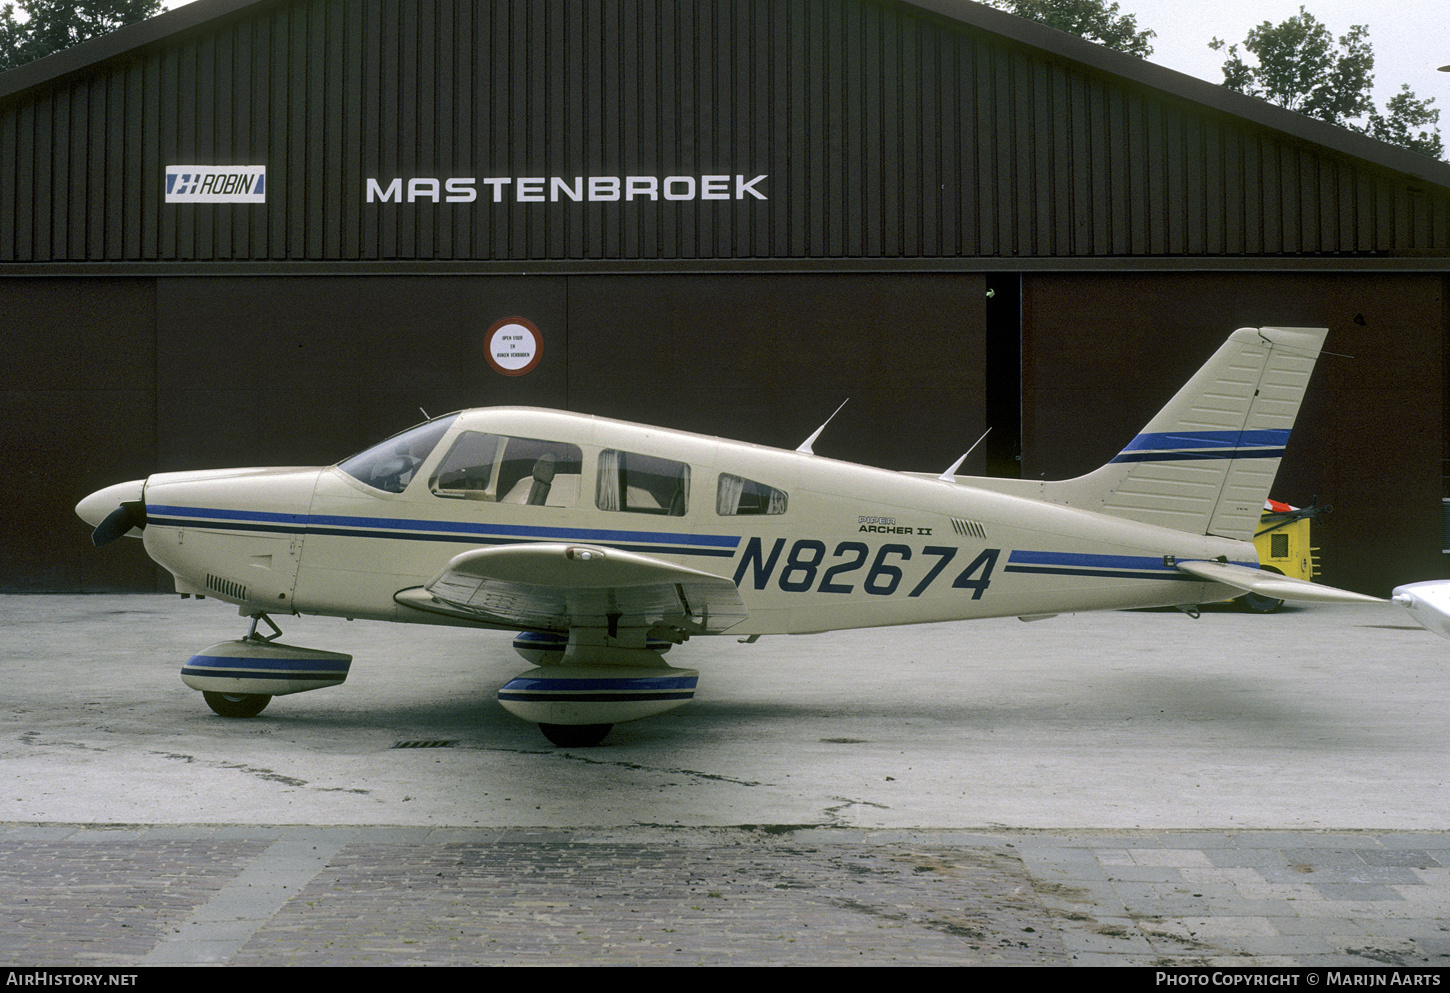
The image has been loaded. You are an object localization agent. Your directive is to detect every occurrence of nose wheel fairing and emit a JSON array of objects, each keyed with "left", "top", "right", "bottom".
[{"left": 180, "top": 615, "right": 352, "bottom": 716}]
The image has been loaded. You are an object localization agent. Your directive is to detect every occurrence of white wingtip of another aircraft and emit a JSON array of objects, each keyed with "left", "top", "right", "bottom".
[{"left": 1392, "top": 580, "right": 1450, "bottom": 642}]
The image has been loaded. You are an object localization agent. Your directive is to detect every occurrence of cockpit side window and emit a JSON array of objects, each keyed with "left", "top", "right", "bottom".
[
  {"left": 430, "top": 432, "right": 583, "bottom": 506},
  {"left": 337, "top": 415, "right": 459, "bottom": 494},
  {"left": 596, "top": 450, "right": 690, "bottom": 516},
  {"left": 717, "top": 473, "right": 788, "bottom": 515}
]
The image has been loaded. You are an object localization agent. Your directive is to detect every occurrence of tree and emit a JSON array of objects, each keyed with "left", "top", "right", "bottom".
[
  {"left": 0, "top": 0, "right": 162, "bottom": 74},
  {"left": 1367, "top": 86, "right": 1443, "bottom": 160},
  {"left": 984, "top": 0, "right": 1156, "bottom": 59},
  {"left": 1211, "top": 6, "right": 1442, "bottom": 160}
]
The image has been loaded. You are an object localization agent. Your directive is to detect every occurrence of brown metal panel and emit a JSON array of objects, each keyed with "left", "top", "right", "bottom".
[
  {"left": 1033, "top": 60, "right": 1058, "bottom": 256},
  {"left": 62, "top": 81, "right": 84, "bottom": 260},
  {"left": 153, "top": 274, "right": 571, "bottom": 468},
  {"left": 157, "top": 44, "right": 182, "bottom": 260},
  {"left": 196, "top": 32, "right": 218, "bottom": 259},
  {"left": 0, "top": 278, "right": 159, "bottom": 592},
  {"left": 1105, "top": 88, "right": 1129, "bottom": 255},
  {"left": 308, "top": 0, "right": 337, "bottom": 259},
  {"left": 970, "top": 35, "right": 995, "bottom": 256},
  {"left": 119, "top": 63, "right": 140, "bottom": 259},
  {"left": 1127, "top": 91, "right": 1151, "bottom": 254},
  {"left": 1145, "top": 100, "right": 1169, "bottom": 254},
  {"left": 918, "top": 25, "right": 945, "bottom": 258},
  {"left": 1178, "top": 109, "right": 1202, "bottom": 255},
  {"left": 566, "top": 272, "right": 987, "bottom": 472},
  {"left": 338, "top": 0, "right": 362, "bottom": 259},
  {"left": 27, "top": 94, "right": 50, "bottom": 262},
  {"left": 213, "top": 29, "right": 236, "bottom": 257},
  {"left": 48, "top": 76, "right": 69, "bottom": 260},
  {"left": 860, "top": 6, "right": 881, "bottom": 258},
  {"left": 0, "top": 102, "right": 16, "bottom": 260},
  {"left": 1002, "top": 49, "right": 1027, "bottom": 256},
  {"left": 1202, "top": 117, "right": 1224, "bottom": 255},
  {"left": 1064, "top": 71, "right": 1090, "bottom": 255},
  {"left": 231, "top": 19, "right": 254, "bottom": 256}
]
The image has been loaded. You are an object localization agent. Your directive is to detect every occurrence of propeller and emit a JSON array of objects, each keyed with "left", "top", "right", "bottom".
[{"left": 92, "top": 500, "right": 147, "bottom": 547}]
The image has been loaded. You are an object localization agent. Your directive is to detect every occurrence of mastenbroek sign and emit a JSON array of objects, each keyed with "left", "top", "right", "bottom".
[{"left": 365, "top": 175, "right": 768, "bottom": 203}]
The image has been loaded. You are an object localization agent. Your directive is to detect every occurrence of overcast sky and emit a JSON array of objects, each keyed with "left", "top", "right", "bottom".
[
  {"left": 164, "top": 1, "right": 1450, "bottom": 115},
  {"left": 1080, "top": 1, "right": 1450, "bottom": 111}
]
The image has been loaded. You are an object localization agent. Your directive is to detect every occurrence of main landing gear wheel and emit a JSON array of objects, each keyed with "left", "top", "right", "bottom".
[
  {"left": 539, "top": 723, "right": 613, "bottom": 747},
  {"left": 1235, "top": 566, "right": 1285, "bottom": 614},
  {"left": 203, "top": 691, "right": 272, "bottom": 718}
]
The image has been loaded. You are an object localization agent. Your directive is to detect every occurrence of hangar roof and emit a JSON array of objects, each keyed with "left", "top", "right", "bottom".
[{"left": 2, "top": 0, "right": 1448, "bottom": 269}]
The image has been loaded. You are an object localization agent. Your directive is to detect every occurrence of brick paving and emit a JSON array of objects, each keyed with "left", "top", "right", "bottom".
[
  {"left": 3, "top": 825, "right": 1448, "bottom": 967},
  {"left": 232, "top": 837, "right": 1056, "bottom": 966}
]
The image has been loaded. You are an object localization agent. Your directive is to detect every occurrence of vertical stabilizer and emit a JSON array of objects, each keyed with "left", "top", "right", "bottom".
[{"left": 1049, "top": 327, "right": 1328, "bottom": 540}]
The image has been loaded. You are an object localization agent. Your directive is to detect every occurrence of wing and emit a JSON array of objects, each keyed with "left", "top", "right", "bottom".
[
  {"left": 394, "top": 542, "right": 748, "bottom": 640},
  {"left": 1175, "top": 559, "right": 1383, "bottom": 604}
]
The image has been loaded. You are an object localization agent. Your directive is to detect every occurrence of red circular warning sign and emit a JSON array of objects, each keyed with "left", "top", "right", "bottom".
[{"left": 485, "top": 317, "right": 542, "bottom": 377}]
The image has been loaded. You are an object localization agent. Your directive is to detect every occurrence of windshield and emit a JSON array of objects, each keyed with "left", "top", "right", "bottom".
[{"left": 337, "top": 414, "right": 459, "bottom": 493}]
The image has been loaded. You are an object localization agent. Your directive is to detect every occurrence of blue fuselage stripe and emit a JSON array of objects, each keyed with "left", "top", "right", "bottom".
[
  {"left": 146, "top": 504, "right": 741, "bottom": 555},
  {"left": 1005, "top": 549, "right": 1196, "bottom": 582}
]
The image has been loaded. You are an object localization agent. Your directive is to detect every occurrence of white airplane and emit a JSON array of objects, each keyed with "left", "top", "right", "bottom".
[{"left": 76, "top": 325, "right": 1450, "bottom": 746}]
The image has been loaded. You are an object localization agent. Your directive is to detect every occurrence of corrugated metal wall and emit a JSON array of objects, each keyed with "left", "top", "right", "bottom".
[{"left": 3, "top": 0, "right": 1447, "bottom": 264}]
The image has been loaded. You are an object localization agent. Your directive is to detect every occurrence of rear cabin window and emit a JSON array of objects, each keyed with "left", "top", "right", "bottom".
[
  {"left": 716, "top": 474, "right": 788, "bottom": 515},
  {"left": 430, "top": 432, "right": 583, "bottom": 507},
  {"left": 596, "top": 450, "right": 690, "bottom": 516}
]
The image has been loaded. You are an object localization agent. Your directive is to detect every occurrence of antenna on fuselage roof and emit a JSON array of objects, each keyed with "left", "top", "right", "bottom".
[
  {"left": 939, "top": 428, "right": 991, "bottom": 482},
  {"left": 795, "top": 399, "right": 849, "bottom": 455}
]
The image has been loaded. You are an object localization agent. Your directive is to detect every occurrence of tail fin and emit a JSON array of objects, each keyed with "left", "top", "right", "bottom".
[{"left": 1050, "top": 327, "right": 1328, "bottom": 540}]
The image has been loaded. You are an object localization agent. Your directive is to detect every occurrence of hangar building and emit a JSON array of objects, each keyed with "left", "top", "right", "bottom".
[{"left": 3, "top": 0, "right": 1448, "bottom": 596}]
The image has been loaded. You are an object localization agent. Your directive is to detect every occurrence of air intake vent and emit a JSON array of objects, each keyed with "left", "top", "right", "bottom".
[
  {"left": 951, "top": 518, "right": 987, "bottom": 540},
  {"left": 206, "top": 574, "right": 248, "bottom": 601}
]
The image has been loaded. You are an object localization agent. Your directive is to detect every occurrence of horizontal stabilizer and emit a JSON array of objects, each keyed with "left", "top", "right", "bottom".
[
  {"left": 1391, "top": 581, "right": 1450, "bottom": 642},
  {"left": 403, "top": 542, "right": 747, "bottom": 636},
  {"left": 1176, "top": 560, "right": 1383, "bottom": 604}
]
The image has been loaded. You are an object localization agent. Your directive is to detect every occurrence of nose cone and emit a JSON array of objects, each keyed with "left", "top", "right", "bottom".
[{"left": 76, "top": 479, "right": 146, "bottom": 529}]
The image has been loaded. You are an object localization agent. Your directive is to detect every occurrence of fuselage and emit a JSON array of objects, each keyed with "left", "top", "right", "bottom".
[{"left": 94, "top": 407, "right": 1251, "bottom": 635}]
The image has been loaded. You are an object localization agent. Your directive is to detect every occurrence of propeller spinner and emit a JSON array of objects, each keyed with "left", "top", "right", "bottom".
[
  {"left": 76, "top": 479, "right": 148, "bottom": 547},
  {"left": 92, "top": 500, "right": 147, "bottom": 546}
]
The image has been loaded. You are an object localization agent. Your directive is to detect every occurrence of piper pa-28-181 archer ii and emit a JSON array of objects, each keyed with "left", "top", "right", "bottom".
[{"left": 76, "top": 326, "right": 1450, "bottom": 746}]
